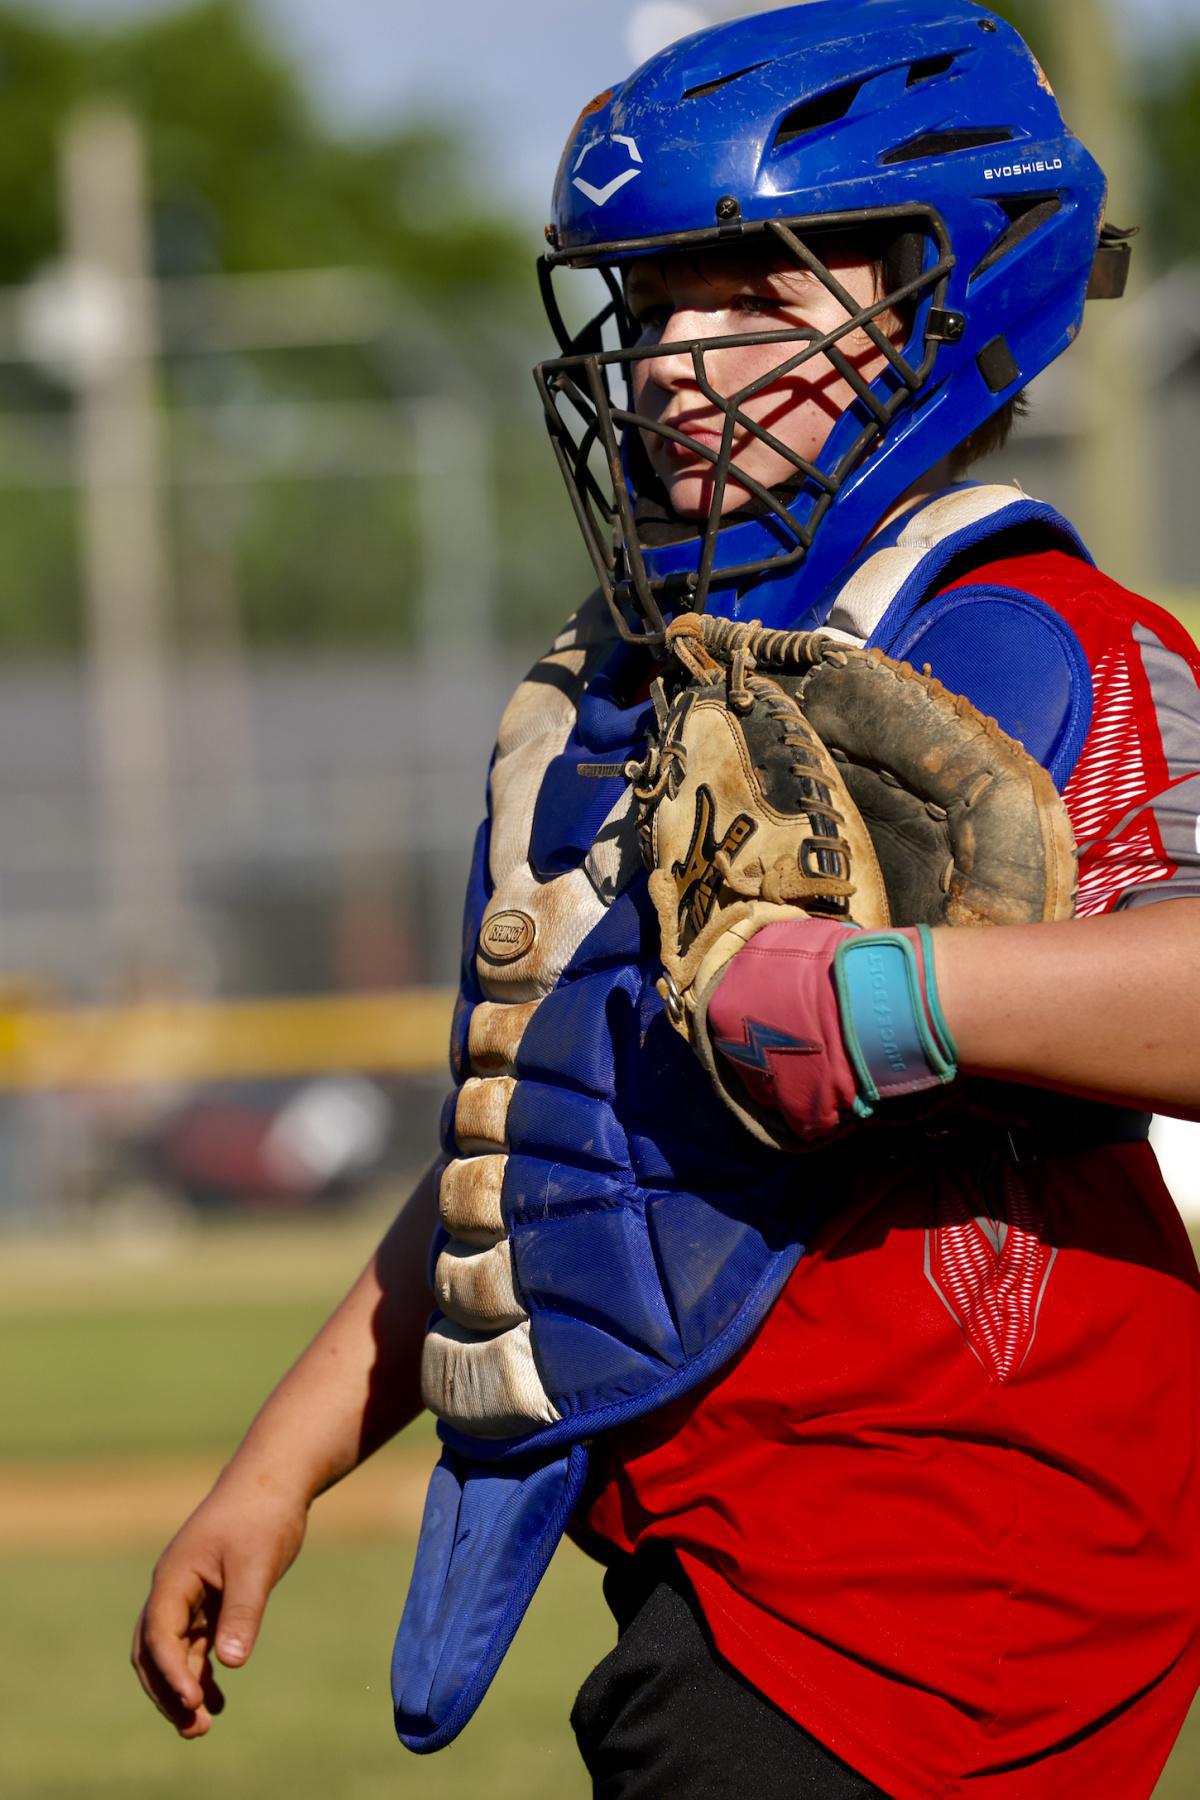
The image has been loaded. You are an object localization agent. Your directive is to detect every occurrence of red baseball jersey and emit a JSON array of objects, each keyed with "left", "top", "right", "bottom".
[{"left": 578, "top": 552, "right": 1200, "bottom": 1799}]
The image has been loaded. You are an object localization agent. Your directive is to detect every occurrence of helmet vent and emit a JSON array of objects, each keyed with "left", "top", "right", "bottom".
[
  {"left": 907, "top": 54, "right": 957, "bottom": 86},
  {"left": 882, "top": 127, "right": 1015, "bottom": 164},
  {"left": 972, "top": 196, "right": 1062, "bottom": 280},
  {"left": 773, "top": 80, "right": 863, "bottom": 147},
  {"left": 681, "top": 61, "right": 769, "bottom": 101}
]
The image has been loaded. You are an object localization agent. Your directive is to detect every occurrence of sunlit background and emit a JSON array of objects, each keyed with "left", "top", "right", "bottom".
[{"left": 0, "top": 2, "right": 1197, "bottom": 1795}]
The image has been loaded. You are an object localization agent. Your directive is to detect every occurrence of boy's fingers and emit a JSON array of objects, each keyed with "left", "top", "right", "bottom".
[
  {"left": 185, "top": 1635, "right": 226, "bottom": 1715},
  {"left": 132, "top": 1612, "right": 205, "bottom": 1727},
  {"left": 200, "top": 1665, "right": 228, "bottom": 1716},
  {"left": 135, "top": 1582, "right": 208, "bottom": 1713},
  {"left": 214, "top": 1556, "right": 274, "bottom": 1667},
  {"left": 134, "top": 1581, "right": 232, "bottom": 1738}
]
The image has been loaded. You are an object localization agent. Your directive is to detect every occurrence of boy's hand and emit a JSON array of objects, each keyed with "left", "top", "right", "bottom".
[
  {"left": 129, "top": 1168, "right": 436, "bottom": 1738},
  {"left": 131, "top": 1476, "right": 308, "bottom": 1738},
  {"left": 706, "top": 918, "right": 957, "bottom": 1143}
]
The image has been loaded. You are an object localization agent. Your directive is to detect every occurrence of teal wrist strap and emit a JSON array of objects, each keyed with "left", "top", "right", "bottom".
[{"left": 833, "top": 927, "right": 959, "bottom": 1116}]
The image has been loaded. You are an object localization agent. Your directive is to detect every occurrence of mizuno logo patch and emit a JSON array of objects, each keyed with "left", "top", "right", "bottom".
[{"left": 673, "top": 785, "right": 756, "bottom": 951}]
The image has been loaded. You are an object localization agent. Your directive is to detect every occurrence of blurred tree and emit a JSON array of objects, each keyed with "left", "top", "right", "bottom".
[
  {"left": 0, "top": 1, "right": 580, "bottom": 654},
  {"left": 985, "top": 1, "right": 1053, "bottom": 80},
  {"left": 1140, "top": 42, "right": 1200, "bottom": 265},
  {"left": 0, "top": 0, "right": 526, "bottom": 295},
  {"left": 0, "top": 10, "right": 88, "bottom": 283},
  {"left": 992, "top": 0, "right": 1200, "bottom": 263}
]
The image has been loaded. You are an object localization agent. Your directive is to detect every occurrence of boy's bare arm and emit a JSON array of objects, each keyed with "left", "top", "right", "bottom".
[
  {"left": 131, "top": 1162, "right": 438, "bottom": 1738},
  {"left": 227, "top": 1155, "right": 439, "bottom": 1490},
  {"left": 935, "top": 899, "right": 1200, "bottom": 1115}
]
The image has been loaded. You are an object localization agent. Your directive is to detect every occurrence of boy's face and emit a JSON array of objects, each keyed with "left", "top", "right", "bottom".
[{"left": 624, "top": 241, "right": 903, "bottom": 520}]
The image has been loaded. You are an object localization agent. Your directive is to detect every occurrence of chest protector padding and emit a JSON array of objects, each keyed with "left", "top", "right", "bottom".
[{"left": 392, "top": 486, "right": 1094, "bottom": 1752}]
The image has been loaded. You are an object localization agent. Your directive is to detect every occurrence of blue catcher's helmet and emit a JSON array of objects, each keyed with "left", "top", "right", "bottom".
[{"left": 535, "top": 0, "right": 1125, "bottom": 644}]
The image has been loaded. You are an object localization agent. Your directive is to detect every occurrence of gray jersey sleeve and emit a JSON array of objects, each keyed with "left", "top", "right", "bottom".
[{"left": 1067, "top": 620, "right": 1200, "bottom": 915}]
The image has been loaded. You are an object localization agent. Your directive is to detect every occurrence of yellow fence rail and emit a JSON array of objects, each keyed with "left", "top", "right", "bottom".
[{"left": 0, "top": 989, "right": 456, "bottom": 1091}]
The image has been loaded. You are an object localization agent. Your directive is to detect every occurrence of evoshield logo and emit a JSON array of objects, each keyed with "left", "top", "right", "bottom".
[
  {"left": 984, "top": 156, "right": 1064, "bottom": 181},
  {"left": 572, "top": 135, "right": 643, "bottom": 207}
]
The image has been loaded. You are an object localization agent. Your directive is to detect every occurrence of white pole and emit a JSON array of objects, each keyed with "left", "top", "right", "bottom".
[
  {"left": 413, "top": 395, "right": 499, "bottom": 982},
  {"left": 60, "top": 104, "right": 185, "bottom": 984}
]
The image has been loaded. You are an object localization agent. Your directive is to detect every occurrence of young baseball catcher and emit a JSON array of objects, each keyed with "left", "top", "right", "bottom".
[{"left": 133, "top": 4, "right": 1200, "bottom": 1794}]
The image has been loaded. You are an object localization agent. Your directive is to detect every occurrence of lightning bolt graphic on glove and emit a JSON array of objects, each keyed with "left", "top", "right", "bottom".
[{"left": 714, "top": 1019, "right": 821, "bottom": 1075}]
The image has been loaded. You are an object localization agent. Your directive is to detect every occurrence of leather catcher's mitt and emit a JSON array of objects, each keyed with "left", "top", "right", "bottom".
[{"left": 629, "top": 612, "right": 1076, "bottom": 1055}]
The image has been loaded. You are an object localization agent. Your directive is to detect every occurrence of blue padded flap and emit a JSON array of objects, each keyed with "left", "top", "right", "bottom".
[
  {"left": 507, "top": 1082, "right": 630, "bottom": 1169},
  {"left": 392, "top": 1442, "right": 589, "bottom": 1753},
  {"left": 886, "top": 586, "right": 1093, "bottom": 788},
  {"left": 529, "top": 657, "right": 652, "bottom": 879},
  {"left": 514, "top": 968, "right": 640, "bottom": 1098},
  {"left": 531, "top": 744, "right": 631, "bottom": 878},
  {"left": 515, "top": 1208, "right": 684, "bottom": 1363}
]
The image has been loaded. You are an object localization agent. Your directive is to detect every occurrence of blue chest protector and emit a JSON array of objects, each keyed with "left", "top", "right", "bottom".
[{"left": 391, "top": 486, "right": 1094, "bottom": 1751}]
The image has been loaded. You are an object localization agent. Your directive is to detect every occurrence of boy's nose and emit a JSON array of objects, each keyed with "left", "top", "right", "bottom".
[{"left": 646, "top": 309, "right": 713, "bottom": 388}]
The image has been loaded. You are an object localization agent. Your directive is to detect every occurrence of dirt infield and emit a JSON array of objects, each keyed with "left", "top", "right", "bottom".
[{"left": 0, "top": 1445, "right": 437, "bottom": 1551}]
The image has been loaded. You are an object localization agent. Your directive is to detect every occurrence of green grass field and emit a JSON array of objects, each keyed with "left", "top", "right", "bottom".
[
  {"left": 0, "top": 1204, "right": 610, "bottom": 1799},
  {"left": 0, "top": 1202, "right": 429, "bottom": 1460},
  {"left": 0, "top": 1542, "right": 605, "bottom": 1800},
  {"left": 0, "top": 1202, "right": 1196, "bottom": 1797}
]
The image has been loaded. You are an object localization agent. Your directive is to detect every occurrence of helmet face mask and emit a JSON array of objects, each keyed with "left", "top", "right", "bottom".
[
  {"left": 536, "top": 208, "right": 954, "bottom": 644},
  {"left": 535, "top": 0, "right": 1111, "bottom": 645}
]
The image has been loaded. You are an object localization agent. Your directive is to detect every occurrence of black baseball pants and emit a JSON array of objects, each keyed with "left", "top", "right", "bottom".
[{"left": 571, "top": 1552, "right": 890, "bottom": 1798}]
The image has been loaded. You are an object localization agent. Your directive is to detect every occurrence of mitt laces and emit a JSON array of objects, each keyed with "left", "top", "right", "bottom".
[{"left": 626, "top": 612, "right": 856, "bottom": 906}]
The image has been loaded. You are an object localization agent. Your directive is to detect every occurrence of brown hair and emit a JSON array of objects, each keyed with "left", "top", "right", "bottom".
[
  {"left": 947, "top": 391, "right": 1029, "bottom": 475},
  {"left": 876, "top": 225, "right": 1031, "bottom": 478}
]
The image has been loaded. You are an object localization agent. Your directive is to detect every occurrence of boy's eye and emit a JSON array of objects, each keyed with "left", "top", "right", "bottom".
[
  {"left": 630, "top": 292, "right": 797, "bottom": 332},
  {"left": 626, "top": 291, "right": 802, "bottom": 338},
  {"left": 731, "top": 293, "right": 791, "bottom": 316},
  {"left": 633, "top": 304, "right": 673, "bottom": 331}
]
